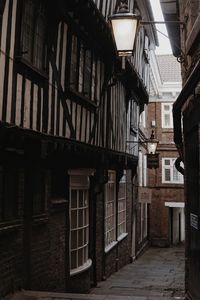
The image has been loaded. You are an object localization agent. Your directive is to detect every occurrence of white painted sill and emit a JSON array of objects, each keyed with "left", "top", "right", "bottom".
[
  {"left": 70, "top": 259, "right": 92, "bottom": 277},
  {"left": 104, "top": 233, "right": 128, "bottom": 254},
  {"left": 117, "top": 232, "right": 128, "bottom": 242},
  {"left": 105, "top": 241, "right": 118, "bottom": 254}
]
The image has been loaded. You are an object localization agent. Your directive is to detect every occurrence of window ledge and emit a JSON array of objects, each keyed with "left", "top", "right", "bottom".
[
  {"left": 66, "top": 88, "right": 97, "bottom": 111},
  {"left": 70, "top": 259, "right": 92, "bottom": 277},
  {"left": 16, "top": 56, "right": 48, "bottom": 80},
  {"left": 0, "top": 220, "right": 22, "bottom": 235},
  {"left": 162, "top": 181, "right": 184, "bottom": 185},
  {"left": 51, "top": 198, "right": 68, "bottom": 208},
  {"left": 105, "top": 241, "right": 118, "bottom": 254},
  {"left": 32, "top": 214, "right": 48, "bottom": 225},
  {"left": 117, "top": 232, "right": 128, "bottom": 242}
]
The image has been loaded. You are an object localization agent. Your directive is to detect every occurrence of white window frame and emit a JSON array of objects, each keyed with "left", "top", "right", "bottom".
[
  {"left": 117, "top": 171, "right": 127, "bottom": 240},
  {"left": 161, "top": 103, "right": 173, "bottom": 128},
  {"left": 105, "top": 171, "right": 117, "bottom": 252},
  {"left": 138, "top": 151, "right": 143, "bottom": 187},
  {"left": 143, "top": 155, "right": 147, "bottom": 187},
  {"left": 162, "top": 158, "right": 184, "bottom": 184},
  {"left": 69, "top": 170, "right": 93, "bottom": 276},
  {"left": 139, "top": 108, "right": 146, "bottom": 128}
]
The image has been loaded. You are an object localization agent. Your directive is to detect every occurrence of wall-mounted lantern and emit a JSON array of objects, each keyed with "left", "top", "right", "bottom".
[
  {"left": 126, "top": 130, "right": 159, "bottom": 169},
  {"left": 109, "top": 0, "right": 139, "bottom": 57}
]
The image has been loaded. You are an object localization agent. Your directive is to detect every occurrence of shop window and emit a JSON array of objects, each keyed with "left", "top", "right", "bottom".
[
  {"left": 21, "top": 0, "right": 46, "bottom": 70},
  {"left": 70, "top": 172, "right": 91, "bottom": 274},
  {"left": 118, "top": 172, "right": 127, "bottom": 239},
  {"left": 105, "top": 171, "right": 116, "bottom": 250}
]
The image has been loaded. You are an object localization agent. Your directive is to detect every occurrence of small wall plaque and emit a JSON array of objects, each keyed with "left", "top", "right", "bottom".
[{"left": 190, "top": 213, "right": 198, "bottom": 230}]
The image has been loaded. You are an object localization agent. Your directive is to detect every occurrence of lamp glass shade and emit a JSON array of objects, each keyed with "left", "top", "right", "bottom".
[
  {"left": 110, "top": 14, "right": 138, "bottom": 56},
  {"left": 147, "top": 141, "right": 158, "bottom": 155}
]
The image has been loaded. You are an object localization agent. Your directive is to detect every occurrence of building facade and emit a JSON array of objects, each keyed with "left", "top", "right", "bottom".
[
  {"left": 161, "top": 0, "right": 200, "bottom": 299},
  {"left": 148, "top": 54, "right": 184, "bottom": 247},
  {"left": 0, "top": 0, "right": 157, "bottom": 298}
]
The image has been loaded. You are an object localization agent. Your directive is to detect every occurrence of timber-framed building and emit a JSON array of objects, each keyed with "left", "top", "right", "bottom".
[{"left": 0, "top": 0, "right": 157, "bottom": 297}]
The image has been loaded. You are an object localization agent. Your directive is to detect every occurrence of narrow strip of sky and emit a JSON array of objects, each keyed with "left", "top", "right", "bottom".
[{"left": 149, "top": 0, "right": 172, "bottom": 54}]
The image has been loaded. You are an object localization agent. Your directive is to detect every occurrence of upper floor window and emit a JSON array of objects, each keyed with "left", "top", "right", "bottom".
[
  {"left": 139, "top": 109, "right": 146, "bottom": 128},
  {"left": 162, "top": 103, "right": 173, "bottom": 128},
  {"left": 162, "top": 158, "right": 184, "bottom": 184},
  {"left": 130, "top": 100, "right": 139, "bottom": 134},
  {"left": 70, "top": 37, "right": 99, "bottom": 102},
  {"left": 21, "top": 0, "right": 46, "bottom": 70}
]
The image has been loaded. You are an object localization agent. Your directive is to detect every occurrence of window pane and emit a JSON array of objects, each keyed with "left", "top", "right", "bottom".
[
  {"left": 173, "top": 163, "right": 180, "bottom": 182},
  {"left": 83, "top": 49, "right": 91, "bottom": 97},
  {"left": 70, "top": 36, "right": 78, "bottom": 89},
  {"left": 21, "top": 0, "right": 46, "bottom": 70},
  {"left": 33, "top": 3, "right": 45, "bottom": 69},
  {"left": 165, "top": 159, "right": 170, "bottom": 166},
  {"left": 70, "top": 174, "right": 90, "bottom": 271},
  {"left": 71, "top": 210, "right": 77, "bottom": 229},
  {"left": 78, "top": 210, "right": 83, "bottom": 227},
  {"left": 71, "top": 251, "right": 77, "bottom": 269},
  {"left": 164, "top": 105, "right": 170, "bottom": 111},
  {"left": 164, "top": 114, "right": 170, "bottom": 126},
  {"left": 78, "top": 248, "right": 83, "bottom": 266},
  {"left": 165, "top": 168, "right": 171, "bottom": 181},
  {"left": 79, "top": 190, "right": 84, "bottom": 207},
  {"left": 71, "top": 231, "right": 77, "bottom": 250},
  {"left": 78, "top": 229, "right": 83, "bottom": 247},
  {"left": 71, "top": 190, "right": 77, "bottom": 208}
]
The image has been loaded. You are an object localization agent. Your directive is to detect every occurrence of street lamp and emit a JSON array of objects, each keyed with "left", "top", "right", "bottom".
[
  {"left": 126, "top": 130, "right": 159, "bottom": 169},
  {"left": 109, "top": 0, "right": 185, "bottom": 60},
  {"left": 146, "top": 130, "right": 159, "bottom": 155},
  {"left": 109, "top": 0, "right": 139, "bottom": 57}
]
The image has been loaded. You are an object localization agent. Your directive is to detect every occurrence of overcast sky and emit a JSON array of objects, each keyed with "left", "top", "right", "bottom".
[{"left": 149, "top": 0, "right": 172, "bottom": 54}]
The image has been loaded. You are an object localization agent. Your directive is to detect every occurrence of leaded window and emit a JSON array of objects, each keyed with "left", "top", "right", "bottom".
[
  {"left": 21, "top": 0, "right": 46, "bottom": 70},
  {"left": 70, "top": 36, "right": 99, "bottom": 102}
]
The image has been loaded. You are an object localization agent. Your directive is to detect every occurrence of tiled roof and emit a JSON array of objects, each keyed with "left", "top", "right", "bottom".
[{"left": 156, "top": 54, "right": 181, "bottom": 82}]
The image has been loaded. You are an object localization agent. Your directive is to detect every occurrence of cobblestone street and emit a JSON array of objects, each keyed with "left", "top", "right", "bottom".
[{"left": 11, "top": 246, "right": 185, "bottom": 300}]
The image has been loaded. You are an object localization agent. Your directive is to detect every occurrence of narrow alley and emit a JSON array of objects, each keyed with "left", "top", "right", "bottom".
[{"left": 11, "top": 246, "right": 185, "bottom": 300}]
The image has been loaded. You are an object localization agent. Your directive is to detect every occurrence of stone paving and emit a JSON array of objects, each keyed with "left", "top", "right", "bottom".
[
  {"left": 9, "top": 246, "right": 185, "bottom": 300},
  {"left": 90, "top": 245, "right": 185, "bottom": 299}
]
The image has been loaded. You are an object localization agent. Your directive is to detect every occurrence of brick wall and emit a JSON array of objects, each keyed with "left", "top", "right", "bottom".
[
  {"left": 147, "top": 101, "right": 184, "bottom": 247},
  {"left": 96, "top": 170, "right": 134, "bottom": 280},
  {"left": 0, "top": 167, "right": 24, "bottom": 298}
]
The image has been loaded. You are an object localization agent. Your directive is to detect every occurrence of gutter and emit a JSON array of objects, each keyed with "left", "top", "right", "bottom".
[{"left": 173, "top": 58, "right": 200, "bottom": 170}]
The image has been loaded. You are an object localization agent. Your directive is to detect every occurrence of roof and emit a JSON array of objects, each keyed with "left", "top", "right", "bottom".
[{"left": 156, "top": 54, "right": 181, "bottom": 82}]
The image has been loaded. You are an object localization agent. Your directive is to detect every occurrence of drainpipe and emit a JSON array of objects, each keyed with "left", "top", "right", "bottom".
[{"left": 173, "top": 59, "right": 200, "bottom": 172}]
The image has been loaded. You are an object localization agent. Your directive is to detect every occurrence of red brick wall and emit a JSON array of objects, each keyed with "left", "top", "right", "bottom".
[{"left": 147, "top": 101, "right": 184, "bottom": 247}]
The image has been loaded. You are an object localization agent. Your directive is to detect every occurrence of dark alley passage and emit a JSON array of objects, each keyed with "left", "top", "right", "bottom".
[
  {"left": 13, "top": 246, "right": 185, "bottom": 300},
  {"left": 90, "top": 246, "right": 185, "bottom": 299}
]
